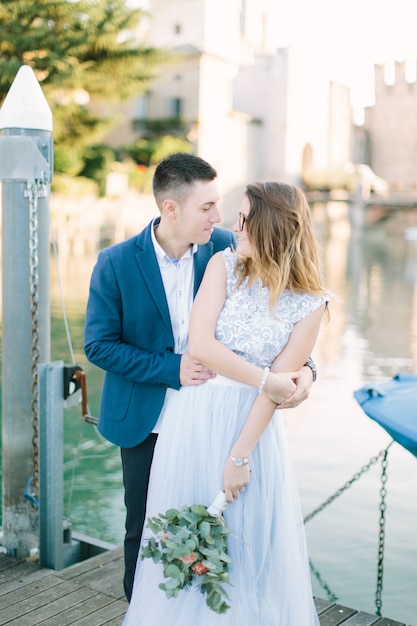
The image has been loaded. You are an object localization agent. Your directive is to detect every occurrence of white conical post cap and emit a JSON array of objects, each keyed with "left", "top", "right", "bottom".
[{"left": 0, "top": 65, "right": 52, "bottom": 131}]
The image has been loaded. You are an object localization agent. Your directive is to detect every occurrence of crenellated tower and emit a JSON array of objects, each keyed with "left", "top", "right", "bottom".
[{"left": 364, "top": 60, "right": 417, "bottom": 188}]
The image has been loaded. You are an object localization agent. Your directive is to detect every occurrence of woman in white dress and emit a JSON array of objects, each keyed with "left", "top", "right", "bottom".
[{"left": 123, "top": 181, "right": 328, "bottom": 625}]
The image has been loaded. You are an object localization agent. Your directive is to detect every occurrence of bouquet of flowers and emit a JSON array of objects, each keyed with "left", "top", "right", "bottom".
[{"left": 141, "top": 492, "right": 232, "bottom": 614}]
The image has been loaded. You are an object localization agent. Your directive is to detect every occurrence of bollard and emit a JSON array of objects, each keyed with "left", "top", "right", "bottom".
[{"left": 0, "top": 66, "right": 53, "bottom": 557}]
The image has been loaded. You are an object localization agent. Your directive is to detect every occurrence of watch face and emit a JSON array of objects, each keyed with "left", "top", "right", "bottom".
[{"left": 230, "top": 455, "right": 249, "bottom": 466}]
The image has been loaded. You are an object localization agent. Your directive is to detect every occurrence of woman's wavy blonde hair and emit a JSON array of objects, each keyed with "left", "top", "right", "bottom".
[{"left": 235, "top": 181, "right": 326, "bottom": 309}]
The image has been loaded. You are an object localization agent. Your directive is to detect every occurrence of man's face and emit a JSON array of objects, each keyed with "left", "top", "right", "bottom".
[{"left": 176, "top": 180, "right": 221, "bottom": 245}]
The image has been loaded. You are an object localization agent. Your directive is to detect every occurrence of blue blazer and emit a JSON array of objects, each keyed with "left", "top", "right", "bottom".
[{"left": 84, "top": 219, "right": 235, "bottom": 448}]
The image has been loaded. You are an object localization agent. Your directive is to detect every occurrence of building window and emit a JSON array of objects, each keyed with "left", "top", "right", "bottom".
[
  {"left": 168, "top": 97, "right": 183, "bottom": 117},
  {"left": 136, "top": 92, "right": 150, "bottom": 118}
]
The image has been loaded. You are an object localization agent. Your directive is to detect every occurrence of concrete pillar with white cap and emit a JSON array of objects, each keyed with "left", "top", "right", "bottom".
[{"left": 0, "top": 65, "right": 53, "bottom": 558}]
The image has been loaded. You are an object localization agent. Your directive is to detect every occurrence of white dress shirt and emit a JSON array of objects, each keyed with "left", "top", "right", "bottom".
[{"left": 150, "top": 219, "right": 197, "bottom": 432}]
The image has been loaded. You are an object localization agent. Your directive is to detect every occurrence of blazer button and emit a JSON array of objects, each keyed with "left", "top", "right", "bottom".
[{"left": 166, "top": 346, "right": 174, "bottom": 352}]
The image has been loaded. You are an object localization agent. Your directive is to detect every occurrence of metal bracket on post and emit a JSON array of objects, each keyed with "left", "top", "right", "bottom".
[
  {"left": 38, "top": 361, "right": 87, "bottom": 569},
  {"left": 38, "top": 361, "right": 66, "bottom": 570},
  {"left": 37, "top": 361, "right": 103, "bottom": 569}
]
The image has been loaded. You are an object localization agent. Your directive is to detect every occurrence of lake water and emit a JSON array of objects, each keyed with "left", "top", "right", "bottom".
[{"left": 3, "top": 201, "right": 417, "bottom": 623}]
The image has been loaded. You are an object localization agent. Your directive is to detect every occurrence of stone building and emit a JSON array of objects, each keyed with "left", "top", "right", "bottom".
[
  {"left": 364, "top": 61, "right": 417, "bottom": 189},
  {"left": 105, "top": 0, "right": 354, "bottom": 214}
]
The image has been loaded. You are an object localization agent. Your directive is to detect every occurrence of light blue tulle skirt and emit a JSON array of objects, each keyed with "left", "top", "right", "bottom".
[{"left": 123, "top": 376, "right": 319, "bottom": 626}]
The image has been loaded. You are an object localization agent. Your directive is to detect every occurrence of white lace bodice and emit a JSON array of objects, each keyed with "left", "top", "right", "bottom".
[{"left": 215, "top": 248, "right": 327, "bottom": 368}]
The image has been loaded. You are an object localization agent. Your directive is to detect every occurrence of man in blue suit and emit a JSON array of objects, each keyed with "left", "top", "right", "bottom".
[{"left": 84, "top": 152, "right": 315, "bottom": 601}]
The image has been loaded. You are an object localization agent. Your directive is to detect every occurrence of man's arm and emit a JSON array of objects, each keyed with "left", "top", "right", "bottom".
[{"left": 84, "top": 249, "right": 182, "bottom": 389}]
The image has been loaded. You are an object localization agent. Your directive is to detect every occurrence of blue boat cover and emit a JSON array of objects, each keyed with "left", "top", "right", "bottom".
[{"left": 354, "top": 373, "right": 417, "bottom": 458}]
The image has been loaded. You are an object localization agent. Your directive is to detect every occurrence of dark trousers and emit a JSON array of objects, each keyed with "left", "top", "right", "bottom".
[{"left": 121, "top": 433, "right": 158, "bottom": 602}]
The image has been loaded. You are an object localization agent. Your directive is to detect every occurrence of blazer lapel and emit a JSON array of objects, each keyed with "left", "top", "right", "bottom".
[
  {"left": 134, "top": 220, "right": 173, "bottom": 337},
  {"left": 193, "top": 240, "right": 213, "bottom": 295}
]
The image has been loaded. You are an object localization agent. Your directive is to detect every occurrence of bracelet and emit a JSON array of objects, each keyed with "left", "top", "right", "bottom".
[{"left": 258, "top": 366, "right": 269, "bottom": 394}]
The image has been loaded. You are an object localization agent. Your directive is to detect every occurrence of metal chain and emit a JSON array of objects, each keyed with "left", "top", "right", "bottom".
[
  {"left": 309, "top": 558, "right": 338, "bottom": 602},
  {"left": 26, "top": 179, "right": 47, "bottom": 499},
  {"left": 303, "top": 441, "right": 394, "bottom": 524},
  {"left": 375, "top": 447, "right": 389, "bottom": 616}
]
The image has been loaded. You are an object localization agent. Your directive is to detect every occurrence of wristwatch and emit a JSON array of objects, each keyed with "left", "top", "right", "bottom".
[
  {"left": 304, "top": 356, "right": 317, "bottom": 382},
  {"left": 229, "top": 455, "right": 249, "bottom": 467}
]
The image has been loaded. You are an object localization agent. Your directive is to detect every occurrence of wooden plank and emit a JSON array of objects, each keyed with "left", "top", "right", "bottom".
[
  {"left": 0, "top": 561, "right": 52, "bottom": 597},
  {"left": 0, "top": 555, "right": 25, "bottom": 573},
  {"left": 0, "top": 574, "right": 64, "bottom": 610},
  {"left": 342, "top": 611, "right": 381, "bottom": 625},
  {"left": 104, "top": 617, "right": 126, "bottom": 626},
  {"left": 53, "top": 600, "right": 127, "bottom": 626},
  {"left": 315, "top": 597, "right": 336, "bottom": 614},
  {"left": 0, "top": 579, "right": 80, "bottom": 624},
  {"left": 319, "top": 603, "right": 357, "bottom": 625},
  {"left": 67, "top": 555, "right": 125, "bottom": 598},
  {"left": 5, "top": 587, "right": 99, "bottom": 626},
  {"left": 26, "top": 592, "right": 123, "bottom": 626}
]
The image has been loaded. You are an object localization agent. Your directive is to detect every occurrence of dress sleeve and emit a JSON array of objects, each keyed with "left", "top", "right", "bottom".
[
  {"left": 222, "top": 247, "right": 238, "bottom": 294},
  {"left": 289, "top": 293, "right": 328, "bottom": 324}
]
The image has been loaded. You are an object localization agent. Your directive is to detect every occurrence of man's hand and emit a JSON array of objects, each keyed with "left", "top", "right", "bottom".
[
  {"left": 179, "top": 352, "right": 216, "bottom": 386},
  {"left": 270, "top": 365, "right": 313, "bottom": 408}
]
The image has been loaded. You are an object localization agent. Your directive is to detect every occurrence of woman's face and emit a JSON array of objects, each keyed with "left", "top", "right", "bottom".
[{"left": 232, "top": 194, "right": 252, "bottom": 258}]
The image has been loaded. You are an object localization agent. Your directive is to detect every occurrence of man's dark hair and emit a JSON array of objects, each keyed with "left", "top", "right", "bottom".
[{"left": 153, "top": 152, "right": 217, "bottom": 207}]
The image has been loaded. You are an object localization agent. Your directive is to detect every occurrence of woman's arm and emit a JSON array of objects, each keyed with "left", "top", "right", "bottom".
[
  {"left": 189, "top": 253, "right": 299, "bottom": 402},
  {"left": 266, "top": 303, "right": 325, "bottom": 402},
  {"left": 223, "top": 303, "right": 326, "bottom": 501}
]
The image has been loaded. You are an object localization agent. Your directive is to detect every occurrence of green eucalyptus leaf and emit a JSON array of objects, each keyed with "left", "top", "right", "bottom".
[
  {"left": 151, "top": 552, "right": 161, "bottom": 564},
  {"left": 172, "top": 546, "right": 192, "bottom": 559},
  {"left": 191, "top": 504, "right": 209, "bottom": 516},
  {"left": 198, "top": 521, "right": 211, "bottom": 538},
  {"left": 165, "top": 563, "right": 182, "bottom": 578},
  {"left": 164, "top": 578, "right": 181, "bottom": 589},
  {"left": 165, "top": 508, "right": 181, "bottom": 520}
]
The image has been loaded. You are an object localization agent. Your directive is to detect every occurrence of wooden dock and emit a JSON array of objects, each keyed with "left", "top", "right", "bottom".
[{"left": 0, "top": 547, "right": 412, "bottom": 625}]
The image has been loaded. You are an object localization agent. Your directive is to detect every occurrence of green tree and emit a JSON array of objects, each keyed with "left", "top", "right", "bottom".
[{"left": 0, "top": 0, "right": 164, "bottom": 174}]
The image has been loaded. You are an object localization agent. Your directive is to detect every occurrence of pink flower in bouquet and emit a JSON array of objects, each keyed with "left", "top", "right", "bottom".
[
  {"left": 192, "top": 562, "right": 209, "bottom": 575},
  {"left": 180, "top": 552, "right": 198, "bottom": 564}
]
